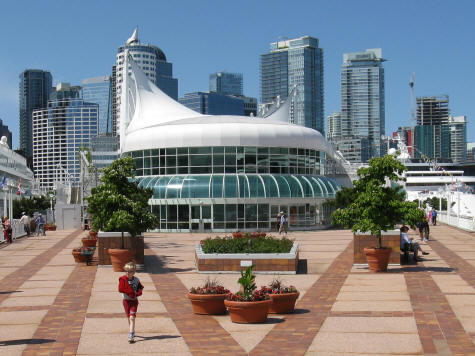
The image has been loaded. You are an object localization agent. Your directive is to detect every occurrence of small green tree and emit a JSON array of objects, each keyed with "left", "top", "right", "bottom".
[
  {"left": 86, "top": 156, "right": 158, "bottom": 248},
  {"left": 331, "top": 155, "right": 424, "bottom": 249}
]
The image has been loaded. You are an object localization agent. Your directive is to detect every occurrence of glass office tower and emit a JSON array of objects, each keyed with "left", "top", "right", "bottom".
[
  {"left": 209, "top": 71, "right": 243, "bottom": 96},
  {"left": 179, "top": 92, "right": 244, "bottom": 115},
  {"left": 82, "top": 76, "right": 112, "bottom": 135},
  {"left": 19, "top": 69, "right": 52, "bottom": 159},
  {"left": 260, "top": 36, "right": 324, "bottom": 133},
  {"left": 341, "top": 48, "right": 386, "bottom": 160}
]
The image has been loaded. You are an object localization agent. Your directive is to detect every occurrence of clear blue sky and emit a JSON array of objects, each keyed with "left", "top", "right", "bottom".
[{"left": 0, "top": 0, "right": 473, "bottom": 149}]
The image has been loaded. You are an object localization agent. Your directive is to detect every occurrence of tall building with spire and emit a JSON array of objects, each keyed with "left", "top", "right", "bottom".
[
  {"left": 260, "top": 36, "right": 324, "bottom": 133},
  {"left": 112, "top": 28, "right": 178, "bottom": 145}
]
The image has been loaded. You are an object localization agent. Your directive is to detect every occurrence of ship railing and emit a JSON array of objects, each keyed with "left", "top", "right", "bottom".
[{"left": 438, "top": 212, "right": 475, "bottom": 232}]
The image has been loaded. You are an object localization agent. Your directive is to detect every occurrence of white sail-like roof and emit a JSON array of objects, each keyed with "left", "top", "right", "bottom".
[{"left": 122, "top": 56, "right": 341, "bottom": 162}]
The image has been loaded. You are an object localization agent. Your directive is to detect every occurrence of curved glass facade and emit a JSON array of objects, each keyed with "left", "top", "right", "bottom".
[
  {"left": 128, "top": 146, "right": 321, "bottom": 176},
  {"left": 138, "top": 174, "right": 336, "bottom": 199},
  {"left": 128, "top": 146, "right": 339, "bottom": 232}
]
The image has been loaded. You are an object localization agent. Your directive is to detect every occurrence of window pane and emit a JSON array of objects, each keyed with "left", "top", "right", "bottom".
[
  {"left": 247, "top": 175, "right": 265, "bottom": 197},
  {"left": 224, "top": 175, "right": 238, "bottom": 198},
  {"left": 214, "top": 204, "right": 224, "bottom": 221},
  {"left": 211, "top": 175, "right": 223, "bottom": 198}
]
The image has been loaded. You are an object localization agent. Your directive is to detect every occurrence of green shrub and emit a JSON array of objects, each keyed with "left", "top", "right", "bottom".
[{"left": 201, "top": 234, "right": 293, "bottom": 254}]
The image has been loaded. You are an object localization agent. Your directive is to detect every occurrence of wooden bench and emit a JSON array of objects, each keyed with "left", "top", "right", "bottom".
[{"left": 400, "top": 244, "right": 417, "bottom": 265}]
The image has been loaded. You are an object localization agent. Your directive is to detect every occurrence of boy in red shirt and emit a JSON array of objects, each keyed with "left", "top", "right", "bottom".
[{"left": 118, "top": 262, "right": 144, "bottom": 343}]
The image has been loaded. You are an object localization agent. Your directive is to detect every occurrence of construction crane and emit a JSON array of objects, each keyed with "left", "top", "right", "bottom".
[{"left": 410, "top": 73, "right": 415, "bottom": 157}]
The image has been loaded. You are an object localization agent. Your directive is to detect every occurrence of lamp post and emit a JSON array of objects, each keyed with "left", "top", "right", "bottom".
[{"left": 49, "top": 193, "right": 55, "bottom": 223}]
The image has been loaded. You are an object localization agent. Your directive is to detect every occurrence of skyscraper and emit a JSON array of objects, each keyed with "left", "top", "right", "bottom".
[
  {"left": 260, "top": 36, "right": 324, "bottom": 133},
  {"left": 341, "top": 48, "right": 386, "bottom": 160},
  {"left": 32, "top": 83, "right": 98, "bottom": 189},
  {"left": 179, "top": 91, "right": 244, "bottom": 115},
  {"left": 209, "top": 71, "right": 243, "bottom": 96},
  {"left": 19, "top": 69, "right": 52, "bottom": 158},
  {"left": 326, "top": 112, "right": 341, "bottom": 140},
  {"left": 112, "top": 28, "right": 178, "bottom": 144},
  {"left": 82, "top": 76, "right": 112, "bottom": 135}
]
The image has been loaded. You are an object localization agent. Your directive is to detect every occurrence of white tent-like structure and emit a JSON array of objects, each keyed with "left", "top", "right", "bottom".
[{"left": 120, "top": 52, "right": 342, "bottom": 232}]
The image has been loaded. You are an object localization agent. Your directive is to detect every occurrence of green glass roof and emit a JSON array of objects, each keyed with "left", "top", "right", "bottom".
[{"left": 138, "top": 174, "right": 339, "bottom": 199}]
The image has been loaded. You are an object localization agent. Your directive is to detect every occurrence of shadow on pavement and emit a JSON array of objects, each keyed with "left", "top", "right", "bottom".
[
  {"left": 0, "top": 290, "right": 23, "bottom": 295},
  {"left": 266, "top": 317, "right": 285, "bottom": 324},
  {"left": 0, "top": 338, "right": 55, "bottom": 346},
  {"left": 134, "top": 335, "right": 181, "bottom": 343},
  {"left": 144, "top": 251, "right": 195, "bottom": 274},
  {"left": 292, "top": 308, "right": 311, "bottom": 315}
]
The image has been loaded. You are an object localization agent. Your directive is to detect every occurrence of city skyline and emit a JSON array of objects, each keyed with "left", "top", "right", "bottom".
[{"left": 0, "top": 0, "right": 473, "bottom": 149}]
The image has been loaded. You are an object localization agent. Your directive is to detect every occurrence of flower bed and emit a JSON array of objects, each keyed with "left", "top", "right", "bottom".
[{"left": 201, "top": 233, "right": 293, "bottom": 254}]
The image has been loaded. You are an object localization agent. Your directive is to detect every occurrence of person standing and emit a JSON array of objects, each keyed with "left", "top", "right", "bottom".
[
  {"left": 35, "top": 214, "right": 45, "bottom": 236},
  {"left": 279, "top": 212, "right": 288, "bottom": 235},
  {"left": 2, "top": 216, "right": 12, "bottom": 243},
  {"left": 19, "top": 212, "right": 30, "bottom": 236},
  {"left": 276, "top": 212, "right": 282, "bottom": 232},
  {"left": 118, "top": 262, "right": 144, "bottom": 343},
  {"left": 431, "top": 207, "right": 437, "bottom": 225}
]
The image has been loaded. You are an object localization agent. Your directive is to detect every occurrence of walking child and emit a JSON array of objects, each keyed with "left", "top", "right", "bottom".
[{"left": 118, "top": 262, "right": 144, "bottom": 343}]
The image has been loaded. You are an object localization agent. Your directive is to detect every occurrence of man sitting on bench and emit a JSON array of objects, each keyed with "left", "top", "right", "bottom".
[{"left": 400, "top": 226, "right": 429, "bottom": 261}]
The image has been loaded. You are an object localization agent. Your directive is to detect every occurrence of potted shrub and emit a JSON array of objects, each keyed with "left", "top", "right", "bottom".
[
  {"left": 331, "top": 155, "right": 424, "bottom": 272},
  {"left": 187, "top": 278, "right": 230, "bottom": 315},
  {"left": 260, "top": 278, "right": 299, "bottom": 314},
  {"left": 86, "top": 156, "right": 158, "bottom": 271},
  {"left": 224, "top": 266, "right": 271, "bottom": 323},
  {"left": 72, "top": 246, "right": 93, "bottom": 263}
]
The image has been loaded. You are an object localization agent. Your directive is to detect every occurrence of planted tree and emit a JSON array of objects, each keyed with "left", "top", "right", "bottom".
[
  {"left": 86, "top": 156, "right": 158, "bottom": 248},
  {"left": 331, "top": 155, "right": 424, "bottom": 249}
]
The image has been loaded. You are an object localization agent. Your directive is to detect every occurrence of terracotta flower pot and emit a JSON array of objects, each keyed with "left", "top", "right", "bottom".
[
  {"left": 187, "top": 293, "right": 227, "bottom": 315},
  {"left": 108, "top": 249, "right": 134, "bottom": 272},
  {"left": 82, "top": 238, "right": 97, "bottom": 248},
  {"left": 364, "top": 247, "right": 392, "bottom": 272},
  {"left": 89, "top": 231, "right": 98, "bottom": 239},
  {"left": 224, "top": 299, "right": 271, "bottom": 323},
  {"left": 268, "top": 292, "right": 300, "bottom": 314},
  {"left": 72, "top": 250, "right": 87, "bottom": 263}
]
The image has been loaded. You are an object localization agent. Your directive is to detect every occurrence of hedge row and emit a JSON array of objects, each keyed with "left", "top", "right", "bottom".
[{"left": 201, "top": 235, "right": 293, "bottom": 254}]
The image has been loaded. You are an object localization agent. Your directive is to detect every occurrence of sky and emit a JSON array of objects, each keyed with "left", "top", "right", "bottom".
[{"left": 0, "top": 0, "right": 473, "bottom": 150}]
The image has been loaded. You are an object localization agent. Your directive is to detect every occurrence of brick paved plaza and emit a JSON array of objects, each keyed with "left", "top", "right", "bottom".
[{"left": 0, "top": 225, "right": 474, "bottom": 355}]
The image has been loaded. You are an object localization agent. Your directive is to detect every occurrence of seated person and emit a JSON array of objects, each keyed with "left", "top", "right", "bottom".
[{"left": 400, "top": 226, "right": 429, "bottom": 260}]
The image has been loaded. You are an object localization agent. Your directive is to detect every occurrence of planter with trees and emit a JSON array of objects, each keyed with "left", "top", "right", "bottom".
[
  {"left": 224, "top": 266, "right": 271, "bottom": 323},
  {"left": 86, "top": 156, "right": 158, "bottom": 272},
  {"left": 331, "top": 155, "right": 424, "bottom": 272}
]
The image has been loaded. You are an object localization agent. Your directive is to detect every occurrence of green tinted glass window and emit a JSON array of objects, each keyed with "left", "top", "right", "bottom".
[
  {"left": 154, "top": 176, "right": 171, "bottom": 199},
  {"left": 294, "top": 175, "right": 313, "bottom": 197},
  {"left": 261, "top": 175, "right": 278, "bottom": 197},
  {"left": 211, "top": 175, "right": 224, "bottom": 198},
  {"left": 166, "top": 176, "right": 183, "bottom": 198},
  {"left": 224, "top": 175, "right": 238, "bottom": 198},
  {"left": 247, "top": 175, "right": 265, "bottom": 197},
  {"left": 238, "top": 175, "right": 249, "bottom": 198},
  {"left": 274, "top": 176, "right": 291, "bottom": 197},
  {"left": 181, "top": 175, "right": 210, "bottom": 198}
]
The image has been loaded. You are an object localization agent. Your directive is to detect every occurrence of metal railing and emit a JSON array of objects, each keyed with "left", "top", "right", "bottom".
[
  {"left": 0, "top": 219, "right": 28, "bottom": 244},
  {"left": 438, "top": 212, "right": 475, "bottom": 232}
]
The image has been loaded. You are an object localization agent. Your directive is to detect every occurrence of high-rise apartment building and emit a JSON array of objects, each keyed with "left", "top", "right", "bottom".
[
  {"left": 209, "top": 71, "right": 243, "bottom": 96},
  {"left": 260, "top": 36, "right": 324, "bottom": 133},
  {"left": 112, "top": 28, "right": 178, "bottom": 144},
  {"left": 82, "top": 76, "right": 112, "bottom": 135},
  {"left": 326, "top": 112, "right": 341, "bottom": 140},
  {"left": 19, "top": 69, "right": 52, "bottom": 158},
  {"left": 340, "top": 48, "right": 386, "bottom": 160},
  {"left": 448, "top": 115, "right": 467, "bottom": 163},
  {"left": 32, "top": 83, "right": 98, "bottom": 189}
]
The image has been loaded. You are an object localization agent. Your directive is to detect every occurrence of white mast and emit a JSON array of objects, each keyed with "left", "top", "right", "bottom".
[
  {"left": 410, "top": 73, "right": 415, "bottom": 158},
  {"left": 119, "top": 49, "right": 129, "bottom": 153}
]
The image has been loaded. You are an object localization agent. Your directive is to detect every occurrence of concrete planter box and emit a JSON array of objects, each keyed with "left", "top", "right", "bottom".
[
  {"left": 353, "top": 230, "right": 401, "bottom": 265},
  {"left": 195, "top": 243, "right": 299, "bottom": 274},
  {"left": 98, "top": 232, "right": 144, "bottom": 265}
]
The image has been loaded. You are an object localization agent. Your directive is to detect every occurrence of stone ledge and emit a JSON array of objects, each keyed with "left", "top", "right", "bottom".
[{"left": 195, "top": 243, "right": 299, "bottom": 274}]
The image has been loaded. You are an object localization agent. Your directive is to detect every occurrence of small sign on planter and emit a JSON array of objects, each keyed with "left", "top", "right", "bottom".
[{"left": 240, "top": 260, "right": 252, "bottom": 267}]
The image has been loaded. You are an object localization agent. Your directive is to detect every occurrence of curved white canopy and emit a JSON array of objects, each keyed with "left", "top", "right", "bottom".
[{"left": 122, "top": 56, "right": 340, "bottom": 161}]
